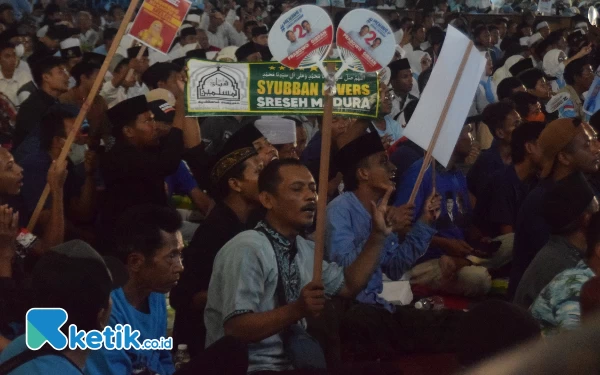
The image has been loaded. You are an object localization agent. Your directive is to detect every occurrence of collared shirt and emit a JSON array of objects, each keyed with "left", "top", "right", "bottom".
[
  {"left": 390, "top": 93, "right": 417, "bottom": 122},
  {"left": 514, "top": 235, "right": 584, "bottom": 309},
  {"left": 509, "top": 179, "right": 555, "bottom": 298},
  {"left": 171, "top": 202, "right": 247, "bottom": 354},
  {"left": 0, "top": 68, "right": 32, "bottom": 107},
  {"left": 467, "top": 139, "right": 507, "bottom": 199},
  {"left": 326, "top": 192, "right": 435, "bottom": 312},
  {"left": 395, "top": 158, "right": 471, "bottom": 263},
  {"left": 100, "top": 80, "right": 149, "bottom": 108},
  {"left": 13, "top": 88, "right": 58, "bottom": 148},
  {"left": 474, "top": 165, "right": 533, "bottom": 238},
  {"left": 530, "top": 260, "right": 595, "bottom": 335},
  {"left": 204, "top": 221, "right": 345, "bottom": 373}
]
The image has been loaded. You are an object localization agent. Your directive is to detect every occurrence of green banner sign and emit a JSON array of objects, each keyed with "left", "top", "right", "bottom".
[{"left": 185, "top": 60, "right": 380, "bottom": 118}]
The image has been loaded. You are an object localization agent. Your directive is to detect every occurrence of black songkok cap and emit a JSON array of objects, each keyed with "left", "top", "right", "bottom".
[
  {"left": 335, "top": 131, "right": 385, "bottom": 177},
  {"left": 107, "top": 95, "right": 150, "bottom": 137}
]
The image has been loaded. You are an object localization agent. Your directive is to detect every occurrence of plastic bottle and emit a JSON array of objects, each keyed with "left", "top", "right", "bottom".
[
  {"left": 174, "top": 344, "right": 191, "bottom": 370},
  {"left": 414, "top": 296, "right": 445, "bottom": 310}
]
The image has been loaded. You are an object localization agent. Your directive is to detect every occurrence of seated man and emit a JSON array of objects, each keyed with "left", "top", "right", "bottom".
[
  {"left": 171, "top": 146, "right": 263, "bottom": 356},
  {"left": 395, "top": 120, "right": 492, "bottom": 297},
  {"left": 328, "top": 132, "right": 466, "bottom": 359},
  {"left": 509, "top": 119, "right": 600, "bottom": 298},
  {"left": 0, "top": 240, "right": 113, "bottom": 375},
  {"left": 473, "top": 121, "right": 545, "bottom": 238},
  {"left": 255, "top": 118, "right": 299, "bottom": 160},
  {"left": 467, "top": 101, "right": 521, "bottom": 201},
  {"left": 87, "top": 205, "right": 183, "bottom": 374},
  {"left": 530, "top": 212, "right": 600, "bottom": 335},
  {"left": 20, "top": 105, "right": 97, "bottom": 228},
  {"left": 514, "top": 172, "right": 599, "bottom": 308},
  {"left": 87, "top": 205, "right": 248, "bottom": 375},
  {"left": 0, "top": 148, "right": 66, "bottom": 351},
  {"left": 205, "top": 159, "right": 400, "bottom": 374}
]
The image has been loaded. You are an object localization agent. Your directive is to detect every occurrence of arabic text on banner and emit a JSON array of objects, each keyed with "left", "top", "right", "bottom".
[{"left": 185, "top": 60, "right": 380, "bottom": 118}]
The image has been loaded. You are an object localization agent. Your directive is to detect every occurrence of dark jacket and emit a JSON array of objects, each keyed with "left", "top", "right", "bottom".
[
  {"left": 170, "top": 203, "right": 246, "bottom": 356},
  {"left": 99, "top": 128, "right": 184, "bottom": 246}
]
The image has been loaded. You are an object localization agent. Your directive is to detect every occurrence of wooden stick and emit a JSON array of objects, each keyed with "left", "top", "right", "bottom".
[
  {"left": 431, "top": 159, "right": 436, "bottom": 194},
  {"left": 313, "top": 61, "right": 336, "bottom": 283},
  {"left": 125, "top": 45, "right": 147, "bottom": 81},
  {"left": 407, "top": 41, "right": 474, "bottom": 205},
  {"left": 27, "top": 0, "right": 141, "bottom": 232}
]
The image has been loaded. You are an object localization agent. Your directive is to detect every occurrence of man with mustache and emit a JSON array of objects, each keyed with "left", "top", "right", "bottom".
[
  {"left": 327, "top": 132, "right": 448, "bottom": 360},
  {"left": 204, "top": 159, "right": 401, "bottom": 374}
]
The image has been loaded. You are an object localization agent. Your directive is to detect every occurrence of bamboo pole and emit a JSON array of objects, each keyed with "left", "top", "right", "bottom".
[
  {"left": 407, "top": 41, "right": 474, "bottom": 205},
  {"left": 312, "top": 61, "right": 336, "bottom": 282},
  {"left": 27, "top": 0, "right": 142, "bottom": 232}
]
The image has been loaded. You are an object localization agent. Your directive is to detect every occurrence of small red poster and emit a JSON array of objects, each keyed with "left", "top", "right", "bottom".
[{"left": 129, "top": 0, "right": 192, "bottom": 55}]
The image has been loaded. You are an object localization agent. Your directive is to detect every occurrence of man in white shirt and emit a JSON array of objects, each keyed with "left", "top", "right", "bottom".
[
  {"left": 0, "top": 41, "right": 32, "bottom": 107},
  {"left": 77, "top": 11, "right": 98, "bottom": 52},
  {"left": 101, "top": 47, "right": 149, "bottom": 108},
  {"left": 200, "top": 7, "right": 246, "bottom": 49},
  {"left": 348, "top": 25, "right": 370, "bottom": 50},
  {"left": 167, "top": 26, "right": 199, "bottom": 60},
  {"left": 301, "top": 20, "right": 321, "bottom": 41},
  {"left": 286, "top": 30, "right": 301, "bottom": 55}
]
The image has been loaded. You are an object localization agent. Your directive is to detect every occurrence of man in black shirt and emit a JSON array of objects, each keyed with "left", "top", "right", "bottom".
[
  {"left": 13, "top": 56, "right": 68, "bottom": 150},
  {"left": 171, "top": 146, "right": 263, "bottom": 356},
  {"left": 100, "top": 95, "right": 184, "bottom": 250}
]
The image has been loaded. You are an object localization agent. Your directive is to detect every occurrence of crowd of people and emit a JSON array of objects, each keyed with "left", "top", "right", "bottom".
[{"left": 0, "top": 0, "right": 600, "bottom": 373}]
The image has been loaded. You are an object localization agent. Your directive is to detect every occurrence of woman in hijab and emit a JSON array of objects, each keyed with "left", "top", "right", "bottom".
[
  {"left": 543, "top": 45, "right": 592, "bottom": 92},
  {"left": 543, "top": 49, "right": 567, "bottom": 92},
  {"left": 475, "top": 52, "right": 497, "bottom": 114}
]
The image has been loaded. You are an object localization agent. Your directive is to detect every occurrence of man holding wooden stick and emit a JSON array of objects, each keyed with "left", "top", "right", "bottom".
[
  {"left": 204, "top": 159, "right": 401, "bottom": 374},
  {"left": 395, "top": 120, "right": 493, "bottom": 297}
]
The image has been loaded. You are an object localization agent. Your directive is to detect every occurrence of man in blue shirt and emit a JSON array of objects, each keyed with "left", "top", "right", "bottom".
[
  {"left": 509, "top": 118, "right": 600, "bottom": 298},
  {"left": 395, "top": 122, "right": 492, "bottom": 297},
  {"left": 327, "top": 131, "right": 439, "bottom": 312},
  {"left": 0, "top": 240, "right": 113, "bottom": 375},
  {"left": 467, "top": 101, "right": 521, "bottom": 201},
  {"left": 86, "top": 205, "right": 248, "bottom": 375},
  {"left": 86, "top": 205, "right": 183, "bottom": 375},
  {"left": 326, "top": 132, "right": 467, "bottom": 360}
]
